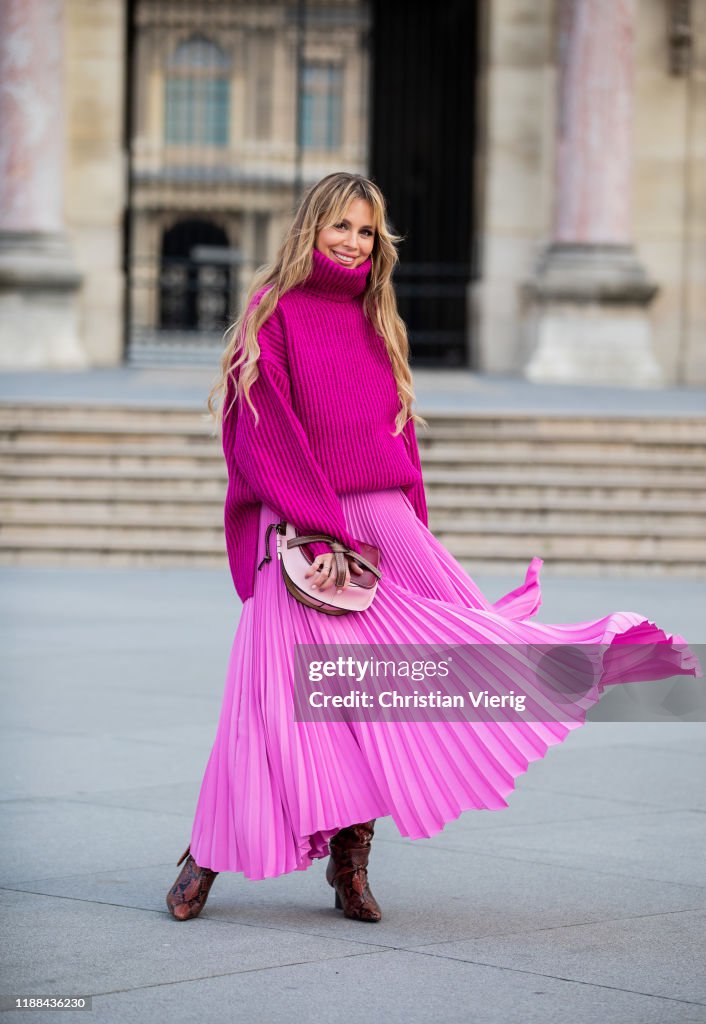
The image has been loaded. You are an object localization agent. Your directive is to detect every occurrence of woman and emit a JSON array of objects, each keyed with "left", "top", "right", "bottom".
[{"left": 166, "top": 172, "right": 701, "bottom": 924}]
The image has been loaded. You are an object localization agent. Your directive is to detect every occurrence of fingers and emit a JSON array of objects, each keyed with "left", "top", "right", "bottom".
[
  {"left": 305, "top": 553, "right": 333, "bottom": 585},
  {"left": 320, "top": 553, "right": 361, "bottom": 592},
  {"left": 317, "top": 552, "right": 346, "bottom": 593},
  {"left": 304, "top": 552, "right": 361, "bottom": 593},
  {"left": 320, "top": 563, "right": 350, "bottom": 593}
]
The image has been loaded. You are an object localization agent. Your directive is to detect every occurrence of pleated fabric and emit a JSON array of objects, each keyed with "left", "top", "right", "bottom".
[{"left": 189, "top": 487, "right": 702, "bottom": 880}]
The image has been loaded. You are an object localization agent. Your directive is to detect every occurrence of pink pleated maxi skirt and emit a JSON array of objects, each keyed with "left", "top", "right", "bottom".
[{"left": 189, "top": 487, "right": 702, "bottom": 880}]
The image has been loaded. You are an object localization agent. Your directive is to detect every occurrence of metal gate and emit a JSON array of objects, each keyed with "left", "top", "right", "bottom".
[
  {"left": 124, "top": 0, "right": 477, "bottom": 367},
  {"left": 370, "top": 0, "right": 477, "bottom": 366}
]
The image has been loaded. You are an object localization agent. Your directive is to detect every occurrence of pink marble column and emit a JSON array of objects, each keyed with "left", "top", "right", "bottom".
[
  {"left": 0, "top": 0, "right": 84, "bottom": 366},
  {"left": 523, "top": 0, "right": 661, "bottom": 385},
  {"left": 554, "top": 0, "right": 636, "bottom": 245},
  {"left": 0, "top": 0, "right": 66, "bottom": 233}
]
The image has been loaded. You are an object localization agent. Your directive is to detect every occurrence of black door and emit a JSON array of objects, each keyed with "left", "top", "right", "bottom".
[
  {"left": 370, "top": 1, "right": 478, "bottom": 366},
  {"left": 160, "top": 219, "right": 230, "bottom": 332}
]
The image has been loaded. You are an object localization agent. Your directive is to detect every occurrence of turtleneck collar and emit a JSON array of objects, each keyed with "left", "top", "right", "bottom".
[{"left": 299, "top": 246, "right": 372, "bottom": 302}]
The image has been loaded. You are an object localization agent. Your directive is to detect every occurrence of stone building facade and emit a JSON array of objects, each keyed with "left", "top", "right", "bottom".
[{"left": 1, "top": 0, "right": 704, "bottom": 384}]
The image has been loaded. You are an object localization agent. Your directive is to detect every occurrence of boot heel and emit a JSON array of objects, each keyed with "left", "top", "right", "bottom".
[
  {"left": 176, "top": 845, "right": 190, "bottom": 867},
  {"left": 166, "top": 848, "right": 219, "bottom": 921},
  {"left": 326, "top": 820, "right": 382, "bottom": 922}
]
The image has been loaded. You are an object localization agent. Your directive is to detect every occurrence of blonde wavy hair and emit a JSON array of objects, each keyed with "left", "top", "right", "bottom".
[{"left": 206, "top": 171, "right": 427, "bottom": 437}]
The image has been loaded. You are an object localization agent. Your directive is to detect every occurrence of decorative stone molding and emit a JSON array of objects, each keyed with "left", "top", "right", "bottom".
[{"left": 525, "top": 244, "right": 658, "bottom": 305}]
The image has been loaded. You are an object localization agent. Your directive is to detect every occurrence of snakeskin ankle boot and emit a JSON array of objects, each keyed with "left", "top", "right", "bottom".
[
  {"left": 166, "top": 845, "right": 219, "bottom": 921},
  {"left": 326, "top": 819, "right": 382, "bottom": 923}
]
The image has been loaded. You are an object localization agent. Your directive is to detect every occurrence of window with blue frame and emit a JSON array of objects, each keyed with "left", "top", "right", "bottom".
[
  {"left": 300, "top": 62, "right": 343, "bottom": 150},
  {"left": 165, "top": 35, "right": 230, "bottom": 146}
]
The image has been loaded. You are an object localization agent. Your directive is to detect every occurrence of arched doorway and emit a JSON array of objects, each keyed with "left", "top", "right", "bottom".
[{"left": 159, "top": 219, "right": 231, "bottom": 332}]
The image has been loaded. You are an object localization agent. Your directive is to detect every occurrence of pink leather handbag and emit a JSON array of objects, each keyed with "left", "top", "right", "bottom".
[{"left": 257, "top": 520, "right": 382, "bottom": 615}]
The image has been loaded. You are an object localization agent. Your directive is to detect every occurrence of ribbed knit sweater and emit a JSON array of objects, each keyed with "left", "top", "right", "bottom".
[{"left": 221, "top": 246, "right": 428, "bottom": 603}]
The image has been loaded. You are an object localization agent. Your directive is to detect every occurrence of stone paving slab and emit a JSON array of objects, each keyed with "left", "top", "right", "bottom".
[
  {"left": 409, "top": 910, "right": 706, "bottom": 1004},
  {"left": 0, "top": 886, "right": 388, "bottom": 1002},
  {"left": 418, "top": 807, "right": 706, "bottom": 889},
  {"left": 3, "top": 944, "right": 702, "bottom": 1024},
  {"left": 2, "top": 565, "right": 705, "bottom": 1023},
  {"left": 493, "top": 740, "right": 706, "bottom": 814}
]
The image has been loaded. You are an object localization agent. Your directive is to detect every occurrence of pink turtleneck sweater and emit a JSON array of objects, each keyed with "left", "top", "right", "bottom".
[{"left": 221, "top": 246, "right": 428, "bottom": 603}]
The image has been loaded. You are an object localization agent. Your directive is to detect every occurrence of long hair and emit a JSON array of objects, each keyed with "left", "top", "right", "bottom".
[{"left": 206, "top": 171, "right": 427, "bottom": 437}]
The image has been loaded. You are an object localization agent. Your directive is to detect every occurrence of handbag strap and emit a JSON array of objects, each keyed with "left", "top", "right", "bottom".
[
  {"left": 287, "top": 532, "right": 382, "bottom": 584},
  {"left": 257, "top": 521, "right": 279, "bottom": 572}
]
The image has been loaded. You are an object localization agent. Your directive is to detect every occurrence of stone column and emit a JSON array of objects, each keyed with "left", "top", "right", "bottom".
[
  {"left": 0, "top": 0, "right": 85, "bottom": 367},
  {"left": 524, "top": 0, "right": 663, "bottom": 386}
]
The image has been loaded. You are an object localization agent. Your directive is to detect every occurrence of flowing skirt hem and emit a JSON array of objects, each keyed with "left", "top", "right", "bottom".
[{"left": 188, "top": 488, "right": 702, "bottom": 881}]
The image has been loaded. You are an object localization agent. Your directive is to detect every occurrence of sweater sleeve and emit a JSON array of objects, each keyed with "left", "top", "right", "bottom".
[
  {"left": 226, "top": 304, "right": 362, "bottom": 559},
  {"left": 401, "top": 417, "right": 429, "bottom": 527}
]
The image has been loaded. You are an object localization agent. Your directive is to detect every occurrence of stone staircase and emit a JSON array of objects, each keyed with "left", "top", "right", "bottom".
[{"left": 1, "top": 402, "right": 705, "bottom": 577}]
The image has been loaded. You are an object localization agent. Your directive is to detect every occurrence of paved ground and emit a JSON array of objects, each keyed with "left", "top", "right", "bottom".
[
  {"left": 1, "top": 564, "right": 705, "bottom": 1024},
  {"left": 2, "top": 365, "right": 706, "bottom": 415}
]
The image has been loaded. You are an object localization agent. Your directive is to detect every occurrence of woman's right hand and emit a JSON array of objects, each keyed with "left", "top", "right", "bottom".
[{"left": 304, "top": 551, "right": 365, "bottom": 593}]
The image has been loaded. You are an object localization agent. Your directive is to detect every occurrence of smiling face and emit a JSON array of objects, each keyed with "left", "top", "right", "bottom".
[{"left": 314, "top": 198, "right": 376, "bottom": 269}]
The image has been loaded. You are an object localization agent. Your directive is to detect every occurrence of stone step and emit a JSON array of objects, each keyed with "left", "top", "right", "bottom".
[
  {"left": 2, "top": 501, "right": 705, "bottom": 536},
  {"left": 4, "top": 414, "right": 706, "bottom": 447},
  {"left": 417, "top": 416, "right": 706, "bottom": 443},
  {"left": 0, "top": 463, "right": 227, "bottom": 481},
  {"left": 0, "top": 405, "right": 213, "bottom": 433},
  {"left": 420, "top": 469, "right": 706, "bottom": 492},
  {"left": 1, "top": 463, "right": 703, "bottom": 498},
  {"left": 426, "top": 489, "right": 706, "bottom": 514},
  {"left": 1, "top": 513, "right": 703, "bottom": 548},
  {"left": 0, "top": 547, "right": 227, "bottom": 569},
  {"left": 1, "top": 443, "right": 705, "bottom": 478},
  {"left": 0, "top": 440, "right": 222, "bottom": 464},
  {"left": 3, "top": 429, "right": 706, "bottom": 464},
  {"left": 433, "top": 532, "right": 705, "bottom": 561},
  {"left": 421, "top": 447, "right": 706, "bottom": 470},
  {"left": 2, "top": 486, "right": 705, "bottom": 515},
  {"left": 3, "top": 403, "right": 706, "bottom": 442},
  {"left": 0, "top": 529, "right": 224, "bottom": 554},
  {"left": 0, "top": 526, "right": 223, "bottom": 550},
  {"left": 0, "top": 503, "right": 228, "bottom": 527},
  {"left": 455, "top": 557, "right": 706, "bottom": 578},
  {"left": 439, "top": 511, "right": 706, "bottom": 534},
  {"left": 0, "top": 474, "right": 228, "bottom": 498},
  {"left": 0, "top": 524, "right": 701, "bottom": 564},
  {"left": 1, "top": 400, "right": 702, "bottom": 576},
  {"left": 1, "top": 546, "right": 701, "bottom": 577},
  {"left": 431, "top": 514, "right": 706, "bottom": 539},
  {"left": 421, "top": 440, "right": 706, "bottom": 460}
]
